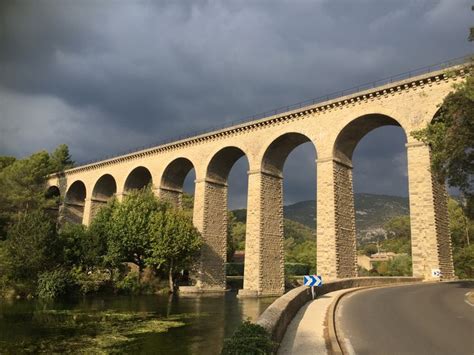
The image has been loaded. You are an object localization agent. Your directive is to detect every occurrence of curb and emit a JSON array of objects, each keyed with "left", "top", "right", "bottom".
[{"left": 325, "top": 281, "right": 430, "bottom": 355}]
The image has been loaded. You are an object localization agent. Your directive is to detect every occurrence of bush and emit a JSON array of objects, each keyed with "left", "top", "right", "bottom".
[
  {"left": 285, "top": 263, "right": 310, "bottom": 276},
  {"left": 226, "top": 262, "right": 244, "bottom": 276},
  {"left": 6, "top": 210, "right": 58, "bottom": 282},
  {"left": 37, "top": 269, "right": 77, "bottom": 299},
  {"left": 221, "top": 320, "right": 275, "bottom": 355},
  {"left": 70, "top": 267, "right": 112, "bottom": 295},
  {"left": 454, "top": 245, "right": 474, "bottom": 279},
  {"left": 115, "top": 271, "right": 141, "bottom": 295}
]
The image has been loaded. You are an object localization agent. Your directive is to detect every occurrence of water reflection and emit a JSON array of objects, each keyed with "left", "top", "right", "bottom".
[{"left": 0, "top": 291, "right": 276, "bottom": 354}]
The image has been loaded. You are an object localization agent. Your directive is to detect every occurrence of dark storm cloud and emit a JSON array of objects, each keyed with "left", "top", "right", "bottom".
[{"left": 0, "top": 0, "right": 472, "bottom": 207}]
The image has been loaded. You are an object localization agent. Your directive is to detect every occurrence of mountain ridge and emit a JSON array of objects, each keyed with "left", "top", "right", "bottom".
[{"left": 232, "top": 193, "right": 410, "bottom": 241}]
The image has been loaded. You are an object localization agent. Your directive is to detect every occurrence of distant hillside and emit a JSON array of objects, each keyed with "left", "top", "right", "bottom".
[
  {"left": 283, "top": 193, "right": 409, "bottom": 242},
  {"left": 232, "top": 193, "right": 410, "bottom": 242}
]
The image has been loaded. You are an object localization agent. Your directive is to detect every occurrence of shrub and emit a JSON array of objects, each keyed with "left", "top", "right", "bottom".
[
  {"left": 37, "top": 269, "right": 77, "bottom": 299},
  {"left": 70, "top": 267, "right": 112, "bottom": 295},
  {"left": 454, "top": 245, "right": 474, "bottom": 279},
  {"left": 226, "top": 262, "right": 244, "bottom": 276},
  {"left": 115, "top": 271, "right": 141, "bottom": 295},
  {"left": 284, "top": 263, "right": 310, "bottom": 276},
  {"left": 221, "top": 320, "right": 275, "bottom": 355},
  {"left": 6, "top": 210, "right": 58, "bottom": 282}
]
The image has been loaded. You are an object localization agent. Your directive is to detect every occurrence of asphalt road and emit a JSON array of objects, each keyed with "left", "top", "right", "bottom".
[{"left": 336, "top": 281, "right": 474, "bottom": 355}]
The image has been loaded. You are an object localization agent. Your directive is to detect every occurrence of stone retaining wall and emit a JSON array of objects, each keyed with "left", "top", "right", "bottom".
[{"left": 256, "top": 277, "right": 423, "bottom": 347}]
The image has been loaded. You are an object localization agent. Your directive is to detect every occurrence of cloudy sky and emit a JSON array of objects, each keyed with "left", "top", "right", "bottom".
[{"left": 1, "top": 0, "right": 472, "bottom": 208}]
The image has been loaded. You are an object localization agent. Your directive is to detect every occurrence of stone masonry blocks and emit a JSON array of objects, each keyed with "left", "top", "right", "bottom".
[
  {"left": 406, "top": 142, "right": 454, "bottom": 279},
  {"left": 333, "top": 161, "right": 358, "bottom": 278},
  {"left": 47, "top": 67, "right": 464, "bottom": 294}
]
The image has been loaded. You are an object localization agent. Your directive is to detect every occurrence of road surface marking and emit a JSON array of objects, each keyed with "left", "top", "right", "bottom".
[
  {"left": 343, "top": 338, "right": 356, "bottom": 355},
  {"left": 464, "top": 292, "right": 474, "bottom": 307}
]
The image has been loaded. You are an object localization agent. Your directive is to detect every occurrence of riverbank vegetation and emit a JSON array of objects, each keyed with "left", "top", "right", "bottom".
[{"left": 0, "top": 147, "right": 202, "bottom": 299}]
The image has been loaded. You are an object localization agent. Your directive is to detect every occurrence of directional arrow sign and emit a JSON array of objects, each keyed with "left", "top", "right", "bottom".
[{"left": 304, "top": 275, "right": 323, "bottom": 287}]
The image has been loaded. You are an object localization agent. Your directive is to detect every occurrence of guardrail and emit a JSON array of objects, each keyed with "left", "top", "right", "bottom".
[{"left": 77, "top": 54, "right": 471, "bottom": 167}]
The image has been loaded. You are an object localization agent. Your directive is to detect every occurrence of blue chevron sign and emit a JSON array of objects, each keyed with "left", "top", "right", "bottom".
[{"left": 304, "top": 275, "right": 323, "bottom": 287}]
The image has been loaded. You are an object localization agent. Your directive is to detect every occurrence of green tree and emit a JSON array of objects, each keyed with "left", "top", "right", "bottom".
[
  {"left": 227, "top": 211, "right": 247, "bottom": 261},
  {"left": 0, "top": 156, "right": 16, "bottom": 172},
  {"left": 106, "top": 189, "right": 167, "bottom": 280},
  {"left": 448, "top": 198, "right": 472, "bottom": 249},
  {"left": 453, "top": 244, "right": 474, "bottom": 279},
  {"left": 58, "top": 223, "right": 89, "bottom": 268},
  {"left": 361, "top": 243, "right": 378, "bottom": 256},
  {"left": 0, "top": 151, "right": 52, "bottom": 214},
  {"left": 412, "top": 60, "right": 473, "bottom": 218},
  {"left": 49, "top": 144, "right": 74, "bottom": 172},
  {"left": 147, "top": 208, "right": 202, "bottom": 292},
  {"left": 181, "top": 192, "right": 194, "bottom": 220},
  {"left": 88, "top": 199, "right": 117, "bottom": 268},
  {"left": 0, "top": 145, "right": 73, "bottom": 240},
  {"left": 384, "top": 215, "right": 411, "bottom": 239},
  {"left": 285, "top": 240, "right": 316, "bottom": 273},
  {"left": 5, "top": 210, "right": 58, "bottom": 285}
]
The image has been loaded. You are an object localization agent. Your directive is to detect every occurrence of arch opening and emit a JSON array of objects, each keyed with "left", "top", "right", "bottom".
[
  {"left": 207, "top": 146, "right": 246, "bottom": 184},
  {"left": 256, "top": 133, "right": 317, "bottom": 293},
  {"left": 92, "top": 174, "right": 117, "bottom": 201},
  {"left": 89, "top": 174, "right": 117, "bottom": 222},
  {"left": 334, "top": 114, "right": 412, "bottom": 278},
  {"left": 160, "top": 157, "right": 196, "bottom": 211},
  {"left": 262, "top": 133, "right": 311, "bottom": 176},
  {"left": 333, "top": 114, "right": 401, "bottom": 166},
  {"left": 45, "top": 185, "right": 60, "bottom": 200},
  {"left": 201, "top": 146, "right": 249, "bottom": 290},
  {"left": 64, "top": 180, "right": 86, "bottom": 224},
  {"left": 124, "top": 166, "right": 152, "bottom": 192}
]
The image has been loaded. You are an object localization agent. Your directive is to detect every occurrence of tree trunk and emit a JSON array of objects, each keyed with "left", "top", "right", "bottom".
[
  {"left": 138, "top": 263, "right": 142, "bottom": 285},
  {"left": 169, "top": 260, "right": 174, "bottom": 293}
]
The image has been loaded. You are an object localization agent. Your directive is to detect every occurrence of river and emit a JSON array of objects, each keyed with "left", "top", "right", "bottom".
[{"left": 0, "top": 292, "right": 276, "bottom": 354}]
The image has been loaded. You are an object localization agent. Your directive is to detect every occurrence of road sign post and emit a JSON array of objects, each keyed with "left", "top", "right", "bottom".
[{"left": 303, "top": 275, "right": 323, "bottom": 300}]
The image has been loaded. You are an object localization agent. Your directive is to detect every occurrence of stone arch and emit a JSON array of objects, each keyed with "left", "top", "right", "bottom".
[
  {"left": 243, "top": 132, "right": 317, "bottom": 295},
  {"left": 64, "top": 180, "right": 87, "bottom": 224},
  {"left": 261, "top": 132, "right": 315, "bottom": 175},
  {"left": 196, "top": 146, "right": 249, "bottom": 291},
  {"left": 124, "top": 166, "right": 152, "bottom": 192},
  {"left": 333, "top": 113, "right": 405, "bottom": 166},
  {"left": 321, "top": 113, "right": 410, "bottom": 279},
  {"left": 207, "top": 146, "right": 247, "bottom": 184},
  {"left": 90, "top": 174, "right": 117, "bottom": 221},
  {"left": 160, "top": 157, "right": 195, "bottom": 207},
  {"left": 45, "top": 185, "right": 60, "bottom": 199}
]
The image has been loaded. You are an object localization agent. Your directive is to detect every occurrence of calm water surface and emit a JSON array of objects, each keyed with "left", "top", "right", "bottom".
[{"left": 0, "top": 292, "right": 276, "bottom": 354}]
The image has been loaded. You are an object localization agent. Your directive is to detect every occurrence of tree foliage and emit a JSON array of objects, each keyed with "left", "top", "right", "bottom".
[
  {"left": 105, "top": 189, "right": 167, "bottom": 275},
  {"left": 147, "top": 209, "right": 202, "bottom": 291},
  {"left": 411, "top": 60, "right": 474, "bottom": 217},
  {"left": 5, "top": 210, "right": 58, "bottom": 282},
  {"left": 0, "top": 156, "right": 16, "bottom": 172},
  {"left": 50, "top": 144, "right": 75, "bottom": 172},
  {"left": 0, "top": 145, "right": 74, "bottom": 240},
  {"left": 221, "top": 320, "right": 275, "bottom": 355},
  {"left": 453, "top": 244, "right": 474, "bottom": 279},
  {"left": 448, "top": 197, "right": 472, "bottom": 249}
]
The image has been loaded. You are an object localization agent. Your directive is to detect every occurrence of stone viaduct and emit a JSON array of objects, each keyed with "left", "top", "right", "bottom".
[{"left": 47, "top": 63, "right": 468, "bottom": 297}]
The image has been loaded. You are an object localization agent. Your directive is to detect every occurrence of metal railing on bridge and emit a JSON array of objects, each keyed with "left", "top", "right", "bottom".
[{"left": 78, "top": 54, "right": 471, "bottom": 167}]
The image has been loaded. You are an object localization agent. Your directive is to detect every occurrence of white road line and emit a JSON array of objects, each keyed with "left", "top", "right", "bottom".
[
  {"left": 464, "top": 292, "right": 474, "bottom": 307},
  {"left": 343, "top": 338, "right": 356, "bottom": 355}
]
